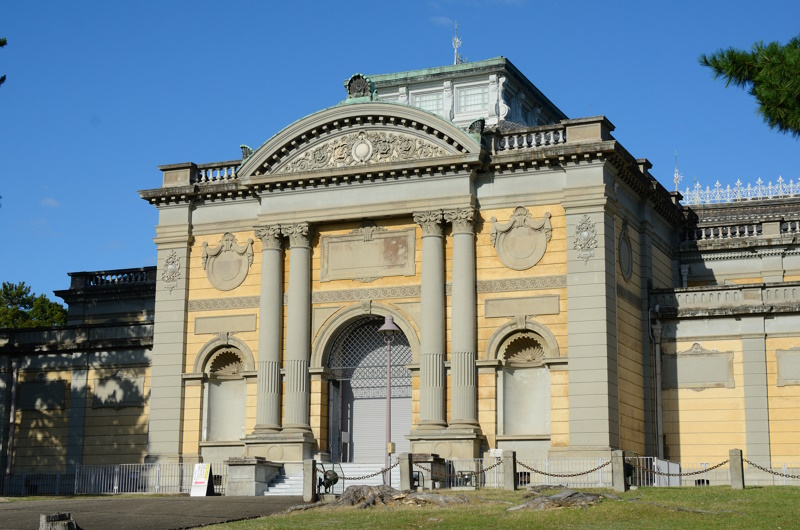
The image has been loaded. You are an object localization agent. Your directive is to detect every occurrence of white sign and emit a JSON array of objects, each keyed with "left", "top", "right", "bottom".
[
  {"left": 190, "top": 463, "right": 214, "bottom": 497},
  {"left": 489, "top": 448, "right": 503, "bottom": 458}
]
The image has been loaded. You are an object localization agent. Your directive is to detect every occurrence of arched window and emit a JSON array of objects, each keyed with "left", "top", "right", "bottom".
[{"left": 202, "top": 347, "right": 246, "bottom": 442}]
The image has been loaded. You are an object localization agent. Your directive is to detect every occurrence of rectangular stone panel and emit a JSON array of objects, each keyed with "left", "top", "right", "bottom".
[
  {"left": 19, "top": 380, "right": 66, "bottom": 410},
  {"left": 484, "top": 295, "right": 559, "bottom": 318},
  {"left": 93, "top": 375, "right": 146, "bottom": 408},
  {"left": 194, "top": 314, "right": 257, "bottom": 335},
  {"left": 776, "top": 349, "right": 800, "bottom": 386},
  {"left": 320, "top": 228, "right": 415, "bottom": 282},
  {"left": 662, "top": 351, "right": 734, "bottom": 389}
]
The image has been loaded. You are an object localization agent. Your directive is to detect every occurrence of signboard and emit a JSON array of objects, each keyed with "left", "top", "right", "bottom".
[
  {"left": 190, "top": 463, "right": 215, "bottom": 497},
  {"left": 489, "top": 448, "right": 503, "bottom": 458}
]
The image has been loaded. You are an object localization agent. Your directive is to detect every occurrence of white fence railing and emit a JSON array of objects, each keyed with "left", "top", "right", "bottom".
[
  {"left": 683, "top": 177, "right": 800, "bottom": 205},
  {"left": 3, "top": 463, "right": 229, "bottom": 497}
]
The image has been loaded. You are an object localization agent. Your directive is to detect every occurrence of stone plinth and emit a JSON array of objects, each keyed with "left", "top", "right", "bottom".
[
  {"left": 224, "top": 457, "right": 282, "bottom": 497},
  {"left": 244, "top": 432, "right": 315, "bottom": 465},
  {"left": 408, "top": 429, "right": 484, "bottom": 461},
  {"left": 409, "top": 453, "right": 447, "bottom": 490}
]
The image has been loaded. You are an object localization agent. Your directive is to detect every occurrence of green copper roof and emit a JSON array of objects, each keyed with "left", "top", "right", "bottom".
[{"left": 368, "top": 56, "right": 509, "bottom": 83}]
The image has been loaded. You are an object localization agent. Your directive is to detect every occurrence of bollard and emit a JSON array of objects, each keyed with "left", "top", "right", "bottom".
[
  {"left": 611, "top": 450, "right": 628, "bottom": 492},
  {"left": 729, "top": 449, "right": 745, "bottom": 490},
  {"left": 501, "top": 450, "right": 517, "bottom": 490},
  {"left": 399, "top": 453, "right": 413, "bottom": 491},
  {"left": 302, "top": 459, "right": 317, "bottom": 503}
]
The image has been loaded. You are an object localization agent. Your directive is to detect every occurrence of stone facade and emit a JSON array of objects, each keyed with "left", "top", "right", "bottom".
[{"left": 2, "top": 58, "right": 800, "bottom": 482}]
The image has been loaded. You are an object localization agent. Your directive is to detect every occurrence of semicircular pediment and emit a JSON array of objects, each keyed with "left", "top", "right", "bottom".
[{"left": 238, "top": 103, "right": 481, "bottom": 179}]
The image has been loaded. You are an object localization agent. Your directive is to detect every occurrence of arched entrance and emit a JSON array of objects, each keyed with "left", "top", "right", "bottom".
[{"left": 326, "top": 316, "right": 412, "bottom": 463}]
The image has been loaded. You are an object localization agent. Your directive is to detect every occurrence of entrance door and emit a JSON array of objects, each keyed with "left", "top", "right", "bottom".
[{"left": 328, "top": 317, "right": 412, "bottom": 463}]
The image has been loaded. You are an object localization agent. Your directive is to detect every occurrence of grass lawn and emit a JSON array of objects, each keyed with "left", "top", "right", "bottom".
[{"left": 207, "top": 486, "right": 800, "bottom": 529}]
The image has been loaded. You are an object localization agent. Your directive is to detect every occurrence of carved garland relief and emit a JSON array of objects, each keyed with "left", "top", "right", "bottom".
[
  {"left": 490, "top": 207, "right": 552, "bottom": 271},
  {"left": 574, "top": 215, "right": 597, "bottom": 263},
  {"left": 279, "top": 130, "right": 449, "bottom": 174},
  {"left": 202, "top": 233, "right": 254, "bottom": 291}
]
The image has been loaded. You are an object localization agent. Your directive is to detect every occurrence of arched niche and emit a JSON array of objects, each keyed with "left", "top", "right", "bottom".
[
  {"left": 193, "top": 334, "right": 255, "bottom": 374},
  {"left": 485, "top": 319, "right": 561, "bottom": 361},
  {"left": 310, "top": 302, "right": 420, "bottom": 369}
]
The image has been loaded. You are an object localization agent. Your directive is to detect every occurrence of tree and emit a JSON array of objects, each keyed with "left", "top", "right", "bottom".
[
  {"left": 699, "top": 35, "right": 800, "bottom": 138},
  {"left": 0, "top": 282, "right": 67, "bottom": 328},
  {"left": 0, "top": 37, "right": 6, "bottom": 88}
]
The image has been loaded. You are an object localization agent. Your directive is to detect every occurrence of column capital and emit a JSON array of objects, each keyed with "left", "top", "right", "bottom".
[
  {"left": 444, "top": 208, "right": 475, "bottom": 235},
  {"left": 281, "top": 222, "right": 313, "bottom": 248},
  {"left": 255, "top": 225, "right": 282, "bottom": 250},
  {"left": 413, "top": 210, "right": 444, "bottom": 237}
]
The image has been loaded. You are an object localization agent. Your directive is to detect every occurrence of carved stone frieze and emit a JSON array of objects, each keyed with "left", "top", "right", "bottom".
[
  {"left": 188, "top": 296, "right": 260, "bottom": 312},
  {"left": 202, "top": 233, "right": 254, "bottom": 291},
  {"left": 255, "top": 225, "right": 282, "bottom": 250},
  {"left": 278, "top": 129, "right": 448, "bottom": 174},
  {"left": 574, "top": 215, "right": 597, "bottom": 263},
  {"left": 444, "top": 208, "right": 475, "bottom": 234},
  {"left": 490, "top": 207, "right": 551, "bottom": 270},
  {"left": 161, "top": 250, "right": 181, "bottom": 293},
  {"left": 414, "top": 210, "right": 444, "bottom": 237},
  {"left": 282, "top": 223, "right": 312, "bottom": 248}
]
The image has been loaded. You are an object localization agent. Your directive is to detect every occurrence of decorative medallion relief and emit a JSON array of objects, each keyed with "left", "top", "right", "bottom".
[
  {"left": 320, "top": 221, "right": 416, "bottom": 283},
  {"left": 162, "top": 250, "right": 181, "bottom": 293},
  {"left": 278, "top": 130, "right": 449, "bottom": 174},
  {"left": 618, "top": 219, "right": 633, "bottom": 280},
  {"left": 574, "top": 215, "right": 597, "bottom": 263},
  {"left": 490, "top": 207, "right": 552, "bottom": 271},
  {"left": 202, "top": 233, "right": 254, "bottom": 291}
]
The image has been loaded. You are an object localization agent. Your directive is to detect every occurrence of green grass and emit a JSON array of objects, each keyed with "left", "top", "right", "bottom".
[{"left": 207, "top": 486, "right": 800, "bottom": 529}]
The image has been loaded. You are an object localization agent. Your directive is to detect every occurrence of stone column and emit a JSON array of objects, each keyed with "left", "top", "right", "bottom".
[
  {"left": 414, "top": 210, "right": 447, "bottom": 429},
  {"left": 444, "top": 208, "right": 479, "bottom": 429},
  {"left": 253, "top": 225, "right": 283, "bottom": 433},
  {"left": 282, "top": 223, "right": 313, "bottom": 433},
  {"left": 741, "top": 317, "right": 771, "bottom": 464},
  {"left": 66, "top": 354, "right": 88, "bottom": 469}
]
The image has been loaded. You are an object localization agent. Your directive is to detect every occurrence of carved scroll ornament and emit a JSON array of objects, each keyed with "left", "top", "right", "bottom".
[
  {"left": 202, "top": 233, "right": 254, "bottom": 291},
  {"left": 490, "top": 207, "right": 552, "bottom": 270},
  {"left": 574, "top": 215, "right": 597, "bottom": 263}
]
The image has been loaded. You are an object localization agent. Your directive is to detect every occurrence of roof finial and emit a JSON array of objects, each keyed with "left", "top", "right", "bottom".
[
  {"left": 673, "top": 150, "right": 683, "bottom": 192},
  {"left": 452, "top": 21, "right": 463, "bottom": 65}
]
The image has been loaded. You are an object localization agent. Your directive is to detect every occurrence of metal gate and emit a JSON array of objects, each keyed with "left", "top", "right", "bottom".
[{"left": 327, "top": 316, "right": 412, "bottom": 463}]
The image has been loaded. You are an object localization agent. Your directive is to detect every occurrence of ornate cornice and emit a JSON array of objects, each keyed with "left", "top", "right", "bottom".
[
  {"left": 255, "top": 225, "right": 282, "bottom": 250},
  {"left": 444, "top": 208, "right": 475, "bottom": 234},
  {"left": 414, "top": 210, "right": 444, "bottom": 237},
  {"left": 281, "top": 223, "right": 312, "bottom": 248}
]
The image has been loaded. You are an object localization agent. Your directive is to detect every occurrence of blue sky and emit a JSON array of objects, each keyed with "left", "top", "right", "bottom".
[{"left": 1, "top": 0, "right": 799, "bottom": 300}]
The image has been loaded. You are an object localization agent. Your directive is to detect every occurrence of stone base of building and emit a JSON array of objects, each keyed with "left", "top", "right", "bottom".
[
  {"left": 243, "top": 431, "right": 315, "bottom": 463},
  {"left": 549, "top": 445, "right": 616, "bottom": 458},
  {"left": 408, "top": 428, "right": 485, "bottom": 459},
  {"left": 224, "top": 456, "right": 282, "bottom": 496}
]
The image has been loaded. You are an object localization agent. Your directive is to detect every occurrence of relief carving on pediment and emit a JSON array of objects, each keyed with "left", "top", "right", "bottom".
[
  {"left": 202, "top": 233, "right": 254, "bottom": 291},
  {"left": 278, "top": 130, "right": 449, "bottom": 174},
  {"left": 490, "top": 207, "right": 552, "bottom": 271}
]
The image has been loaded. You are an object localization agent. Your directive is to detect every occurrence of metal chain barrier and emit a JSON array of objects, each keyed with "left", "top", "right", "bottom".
[
  {"left": 413, "top": 459, "right": 503, "bottom": 479},
  {"left": 316, "top": 461, "right": 400, "bottom": 481},
  {"left": 627, "top": 459, "right": 729, "bottom": 477},
  {"left": 516, "top": 459, "right": 611, "bottom": 478},
  {"left": 745, "top": 459, "right": 800, "bottom": 480}
]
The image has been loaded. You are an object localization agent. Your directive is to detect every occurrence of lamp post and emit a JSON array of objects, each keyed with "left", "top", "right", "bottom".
[{"left": 378, "top": 315, "right": 401, "bottom": 486}]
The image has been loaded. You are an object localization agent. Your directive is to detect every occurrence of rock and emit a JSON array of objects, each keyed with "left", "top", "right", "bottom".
[{"left": 509, "top": 489, "right": 604, "bottom": 512}]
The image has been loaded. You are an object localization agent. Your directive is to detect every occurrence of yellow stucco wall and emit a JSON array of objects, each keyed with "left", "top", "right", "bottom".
[{"left": 766, "top": 337, "right": 800, "bottom": 462}]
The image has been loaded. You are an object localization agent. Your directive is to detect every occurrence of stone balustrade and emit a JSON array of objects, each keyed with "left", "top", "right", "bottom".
[
  {"left": 68, "top": 267, "right": 157, "bottom": 289},
  {"left": 492, "top": 124, "right": 566, "bottom": 153},
  {"left": 194, "top": 161, "right": 240, "bottom": 183},
  {"left": 684, "top": 224, "right": 762, "bottom": 242}
]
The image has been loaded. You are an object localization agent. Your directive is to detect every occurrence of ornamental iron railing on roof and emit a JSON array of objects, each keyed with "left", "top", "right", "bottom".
[{"left": 683, "top": 177, "right": 800, "bottom": 205}]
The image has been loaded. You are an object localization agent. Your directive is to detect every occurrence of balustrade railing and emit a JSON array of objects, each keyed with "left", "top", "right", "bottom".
[
  {"left": 683, "top": 176, "right": 800, "bottom": 205},
  {"left": 684, "top": 223, "right": 761, "bottom": 242},
  {"left": 194, "top": 162, "right": 239, "bottom": 183},
  {"left": 493, "top": 125, "right": 567, "bottom": 153}
]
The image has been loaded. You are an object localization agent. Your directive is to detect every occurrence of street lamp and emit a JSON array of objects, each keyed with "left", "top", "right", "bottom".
[{"left": 378, "top": 315, "right": 401, "bottom": 486}]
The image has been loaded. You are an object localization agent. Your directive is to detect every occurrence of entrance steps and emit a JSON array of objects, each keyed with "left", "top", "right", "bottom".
[{"left": 261, "top": 462, "right": 400, "bottom": 496}]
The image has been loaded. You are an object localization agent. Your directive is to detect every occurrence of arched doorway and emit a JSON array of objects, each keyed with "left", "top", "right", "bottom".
[{"left": 327, "top": 316, "right": 412, "bottom": 463}]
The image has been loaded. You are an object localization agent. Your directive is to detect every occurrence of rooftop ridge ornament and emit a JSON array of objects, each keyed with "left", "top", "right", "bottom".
[
  {"left": 452, "top": 21, "right": 463, "bottom": 65},
  {"left": 673, "top": 150, "right": 683, "bottom": 193},
  {"left": 344, "top": 73, "right": 378, "bottom": 102}
]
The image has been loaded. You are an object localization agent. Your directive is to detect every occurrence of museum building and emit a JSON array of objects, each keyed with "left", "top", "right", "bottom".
[{"left": 2, "top": 57, "right": 799, "bottom": 481}]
